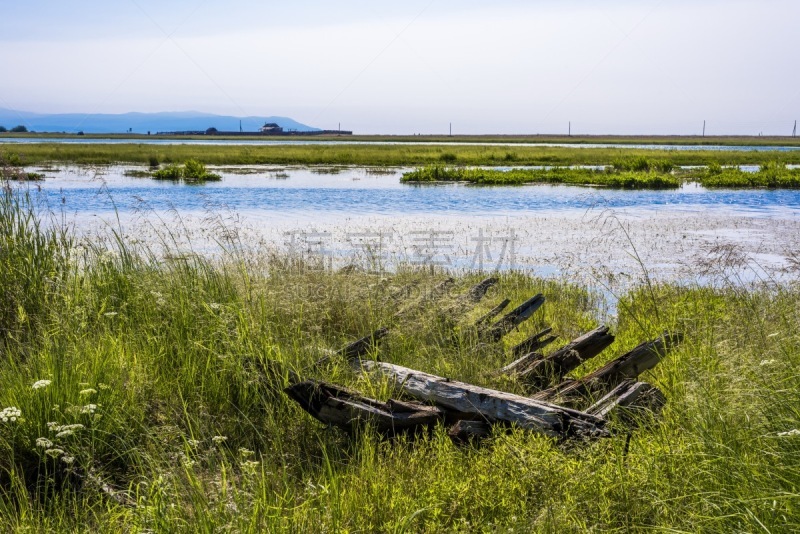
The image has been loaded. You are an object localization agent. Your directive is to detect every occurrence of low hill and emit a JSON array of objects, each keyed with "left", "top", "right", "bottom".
[{"left": 0, "top": 108, "right": 319, "bottom": 134}]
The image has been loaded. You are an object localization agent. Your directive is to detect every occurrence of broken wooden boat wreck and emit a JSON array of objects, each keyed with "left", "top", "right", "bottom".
[{"left": 284, "top": 277, "right": 682, "bottom": 442}]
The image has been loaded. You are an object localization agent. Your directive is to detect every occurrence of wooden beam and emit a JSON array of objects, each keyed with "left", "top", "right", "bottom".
[
  {"left": 534, "top": 333, "right": 682, "bottom": 405},
  {"left": 337, "top": 327, "right": 389, "bottom": 360},
  {"left": 466, "top": 277, "right": 499, "bottom": 303},
  {"left": 360, "top": 360, "right": 608, "bottom": 438},
  {"left": 285, "top": 380, "right": 444, "bottom": 434},
  {"left": 474, "top": 299, "right": 511, "bottom": 327},
  {"left": 483, "top": 294, "right": 546, "bottom": 341},
  {"left": 511, "top": 327, "right": 557, "bottom": 357},
  {"left": 516, "top": 326, "right": 615, "bottom": 388},
  {"left": 587, "top": 380, "right": 667, "bottom": 419}
]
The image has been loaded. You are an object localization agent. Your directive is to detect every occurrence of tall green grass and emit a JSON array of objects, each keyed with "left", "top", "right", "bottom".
[
  {"left": 1, "top": 190, "right": 799, "bottom": 531},
  {"left": 401, "top": 165, "right": 681, "bottom": 189},
  {"left": 6, "top": 143, "right": 800, "bottom": 167},
  {"left": 697, "top": 161, "right": 800, "bottom": 188}
]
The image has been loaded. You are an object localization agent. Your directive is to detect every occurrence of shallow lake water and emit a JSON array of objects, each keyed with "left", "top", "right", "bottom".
[{"left": 14, "top": 164, "right": 800, "bottom": 288}]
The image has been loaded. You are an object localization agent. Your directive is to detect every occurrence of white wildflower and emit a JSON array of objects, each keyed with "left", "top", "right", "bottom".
[
  {"left": 187, "top": 439, "right": 200, "bottom": 448},
  {"left": 777, "top": 429, "right": 800, "bottom": 437},
  {"left": 103, "top": 312, "right": 118, "bottom": 317},
  {"left": 52, "top": 423, "right": 84, "bottom": 437},
  {"left": 79, "top": 388, "right": 97, "bottom": 396},
  {"left": 211, "top": 435, "right": 228, "bottom": 444},
  {"left": 760, "top": 359, "right": 777, "bottom": 366},
  {"left": 32, "top": 379, "right": 52, "bottom": 390},
  {"left": 47, "top": 421, "right": 60, "bottom": 430},
  {"left": 238, "top": 447, "right": 254, "bottom": 458},
  {"left": 208, "top": 302, "right": 221, "bottom": 310},
  {"left": 80, "top": 404, "right": 97, "bottom": 415},
  {"left": 241, "top": 460, "right": 260, "bottom": 474},
  {"left": 35, "top": 437, "right": 53, "bottom": 448},
  {"left": 45, "top": 448, "right": 65, "bottom": 458},
  {"left": 98, "top": 383, "right": 110, "bottom": 391},
  {"left": 61, "top": 455, "right": 75, "bottom": 465},
  {"left": 1, "top": 407, "right": 21, "bottom": 423}
]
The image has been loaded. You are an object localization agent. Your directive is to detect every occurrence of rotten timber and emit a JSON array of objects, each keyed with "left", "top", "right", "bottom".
[
  {"left": 337, "top": 327, "right": 389, "bottom": 360},
  {"left": 285, "top": 380, "right": 444, "bottom": 434},
  {"left": 514, "top": 326, "right": 616, "bottom": 388},
  {"left": 448, "top": 420, "right": 493, "bottom": 443},
  {"left": 511, "top": 327, "right": 557, "bottom": 357},
  {"left": 587, "top": 380, "right": 667, "bottom": 419},
  {"left": 534, "top": 333, "right": 683, "bottom": 405},
  {"left": 482, "top": 294, "right": 546, "bottom": 342},
  {"left": 466, "top": 277, "right": 499, "bottom": 303},
  {"left": 474, "top": 299, "right": 511, "bottom": 327},
  {"left": 360, "top": 360, "right": 608, "bottom": 439}
]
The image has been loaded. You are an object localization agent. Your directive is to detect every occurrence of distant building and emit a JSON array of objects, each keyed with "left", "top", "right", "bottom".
[{"left": 259, "top": 122, "right": 283, "bottom": 134}]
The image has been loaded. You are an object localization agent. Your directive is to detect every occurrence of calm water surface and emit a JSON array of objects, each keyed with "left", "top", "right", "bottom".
[{"left": 16, "top": 164, "right": 800, "bottom": 283}]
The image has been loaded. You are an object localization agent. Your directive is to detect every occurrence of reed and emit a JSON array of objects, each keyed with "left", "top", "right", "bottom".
[{"left": 0, "top": 191, "right": 798, "bottom": 531}]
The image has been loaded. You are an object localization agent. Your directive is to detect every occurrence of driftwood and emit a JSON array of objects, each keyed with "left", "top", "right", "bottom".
[
  {"left": 360, "top": 361, "right": 608, "bottom": 439},
  {"left": 285, "top": 380, "right": 444, "bottom": 434},
  {"left": 466, "top": 277, "right": 499, "bottom": 303},
  {"left": 587, "top": 380, "right": 667, "bottom": 419},
  {"left": 448, "top": 420, "right": 492, "bottom": 442},
  {"left": 483, "top": 294, "right": 546, "bottom": 342},
  {"left": 337, "top": 327, "right": 389, "bottom": 360},
  {"left": 474, "top": 299, "right": 511, "bottom": 327},
  {"left": 309, "top": 327, "right": 389, "bottom": 370},
  {"left": 511, "top": 327, "right": 557, "bottom": 357},
  {"left": 534, "top": 333, "right": 682, "bottom": 405},
  {"left": 514, "top": 326, "right": 616, "bottom": 388}
]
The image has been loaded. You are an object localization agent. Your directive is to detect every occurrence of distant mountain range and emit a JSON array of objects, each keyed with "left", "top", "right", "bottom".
[{"left": 0, "top": 108, "right": 319, "bottom": 134}]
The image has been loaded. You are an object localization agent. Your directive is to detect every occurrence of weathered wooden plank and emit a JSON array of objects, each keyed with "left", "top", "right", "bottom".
[
  {"left": 337, "top": 327, "right": 390, "bottom": 360},
  {"left": 309, "top": 327, "right": 389, "bottom": 370},
  {"left": 448, "top": 420, "right": 493, "bottom": 443},
  {"left": 466, "top": 277, "right": 499, "bottom": 303},
  {"left": 285, "top": 380, "right": 444, "bottom": 434},
  {"left": 474, "top": 299, "right": 511, "bottom": 327},
  {"left": 587, "top": 380, "right": 667, "bottom": 419},
  {"left": 360, "top": 361, "right": 608, "bottom": 438},
  {"left": 511, "top": 327, "right": 557, "bottom": 357},
  {"left": 516, "top": 326, "right": 615, "bottom": 387},
  {"left": 534, "top": 333, "right": 682, "bottom": 404},
  {"left": 483, "top": 294, "right": 546, "bottom": 341}
]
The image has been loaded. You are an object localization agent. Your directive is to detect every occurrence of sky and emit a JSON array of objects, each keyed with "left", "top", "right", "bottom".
[{"left": 1, "top": 0, "right": 799, "bottom": 135}]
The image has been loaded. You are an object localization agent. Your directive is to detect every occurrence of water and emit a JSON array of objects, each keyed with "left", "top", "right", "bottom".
[
  {"left": 2, "top": 137, "right": 800, "bottom": 152},
  {"left": 15, "top": 164, "right": 800, "bottom": 284}
]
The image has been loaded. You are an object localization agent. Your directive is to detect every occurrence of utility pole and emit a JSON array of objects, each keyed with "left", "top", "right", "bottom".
[
  {"left": 449, "top": 123, "right": 452, "bottom": 137},
  {"left": 702, "top": 120, "right": 706, "bottom": 137},
  {"left": 794, "top": 120, "right": 797, "bottom": 137},
  {"left": 568, "top": 121, "right": 571, "bottom": 136},
  {"left": 239, "top": 120, "right": 242, "bottom": 133}
]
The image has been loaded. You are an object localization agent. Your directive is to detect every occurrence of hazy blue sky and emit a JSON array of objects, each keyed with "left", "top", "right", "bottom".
[{"left": 2, "top": 0, "right": 798, "bottom": 135}]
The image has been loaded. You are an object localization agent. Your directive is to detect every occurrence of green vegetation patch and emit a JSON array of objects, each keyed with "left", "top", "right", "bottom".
[
  {"left": 7, "top": 142, "right": 800, "bottom": 168},
  {"left": 2, "top": 190, "right": 800, "bottom": 531},
  {"left": 151, "top": 159, "right": 221, "bottom": 183},
  {"left": 697, "top": 161, "right": 800, "bottom": 188},
  {"left": 401, "top": 165, "right": 681, "bottom": 189}
]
